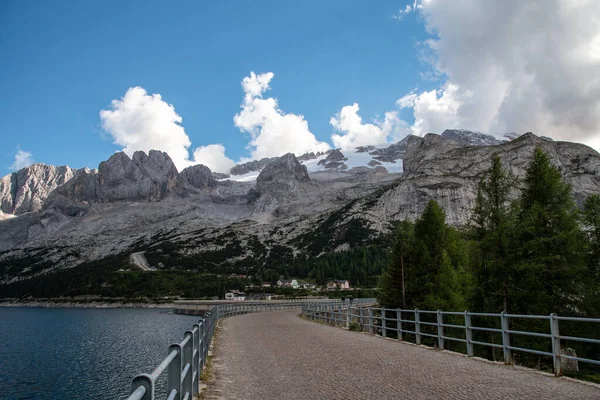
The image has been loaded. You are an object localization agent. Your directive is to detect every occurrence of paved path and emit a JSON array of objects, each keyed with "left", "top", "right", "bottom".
[{"left": 204, "top": 310, "right": 599, "bottom": 400}]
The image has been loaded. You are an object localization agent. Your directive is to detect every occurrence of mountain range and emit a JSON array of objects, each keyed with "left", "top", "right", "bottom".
[{"left": 1, "top": 130, "right": 599, "bottom": 286}]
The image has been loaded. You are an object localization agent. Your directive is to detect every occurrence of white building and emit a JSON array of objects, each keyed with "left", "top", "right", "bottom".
[
  {"left": 225, "top": 290, "right": 246, "bottom": 301},
  {"left": 277, "top": 279, "right": 299, "bottom": 289},
  {"left": 327, "top": 280, "right": 351, "bottom": 290}
]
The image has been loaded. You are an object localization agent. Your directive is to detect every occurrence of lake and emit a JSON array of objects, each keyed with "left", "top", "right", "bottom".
[{"left": 0, "top": 307, "right": 200, "bottom": 400}]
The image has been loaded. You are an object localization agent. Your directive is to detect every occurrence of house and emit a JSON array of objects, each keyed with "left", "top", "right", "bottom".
[
  {"left": 261, "top": 282, "right": 272, "bottom": 288},
  {"left": 277, "top": 279, "right": 299, "bottom": 289},
  {"left": 327, "top": 280, "right": 351, "bottom": 290},
  {"left": 299, "top": 282, "right": 316, "bottom": 290},
  {"left": 225, "top": 290, "right": 246, "bottom": 301},
  {"left": 262, "top": 293, "right": 272, "bottom": 300}
]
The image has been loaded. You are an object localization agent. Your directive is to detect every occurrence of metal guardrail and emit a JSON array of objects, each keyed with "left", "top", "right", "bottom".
[
  {"left": 302, "top": 304, "right": 600, "bottom": 377},
  {"left": 126, "top": 299, "right": 375, "bottom": 400}
]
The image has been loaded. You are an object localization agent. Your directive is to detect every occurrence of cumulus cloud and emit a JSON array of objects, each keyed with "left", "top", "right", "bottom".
[
  {"left": 397, "top": 83, "right": 469, "bottom": 135},
  {"left": 399, "top": 0, "right": 600, "bottom": 148},
  {"left": 192, "top": 144, "right": 235, "bottom": 174},
  {"left": 100, "top": 87, "right": 192, "bottom": 171},
  {"left": 10, "top": 149, "right": 34, "bottom": 171},
  {"left": 330, "top": 103, "right": 405, "bottom": 149},
  {"left": 100, "top": 87, "right": 235, "bottom": 173},
  {"left": 233, "top": 72, "right": 330, "bottom": 160}
]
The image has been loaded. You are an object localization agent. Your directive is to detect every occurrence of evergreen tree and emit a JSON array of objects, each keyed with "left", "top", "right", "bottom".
[
  {"left": 513, "top": 147, "right": 587, "bottom": 315},
  {"left": 583, "top": 194, "right": 600, "bottom": 274},
  {"left": 380, "top": 200, "right": 467, "bottom": 310},
  {"left": 423, "top": 250, "right": 464, "bottom": 310},
  {"left": 408, "top": 200, "right": 448, "bottom": 307},
  {"left": 378, "top": 220, "right": 414, "bottom": 308},
  {"left": 470, "top": 155, "right": 515, "bottom": 312},
  {"left": 582, "top": 194, "right": 600, "bottom": 317}
]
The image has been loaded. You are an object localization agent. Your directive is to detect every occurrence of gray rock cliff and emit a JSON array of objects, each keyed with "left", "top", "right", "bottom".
[
  {"left": 248, "top": 153, "right": 311, "bottom": 209},
  {"left": 177, "top": 164, "right": 217, "bottom": 192},
  {"left": 369, "top": 135, "right": 414, "bottom": 162},
  {"left": 1, "top": 132, "right": 598, "bottom": 283},
  {"left": 364, "top": 132, "right": 600, "bottom": 225},
  {"left": 0, "top": 164, "right": 76, "bottom": 215},
  {"left": 45, "top": 150, "right": 179, "bottom": 215},
  {"left": 440, "top": 129, "right": 503, "bottom": 146},
  {"left": 230, "top": 157, "right": 276, "bottom": 176}
]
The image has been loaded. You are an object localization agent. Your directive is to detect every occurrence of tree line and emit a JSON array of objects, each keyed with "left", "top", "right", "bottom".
[{"left": 379, "top": 147, "right": 600, "bottom": 317}]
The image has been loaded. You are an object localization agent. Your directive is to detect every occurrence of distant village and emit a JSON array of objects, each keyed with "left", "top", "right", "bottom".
[{"left": 224, "top": 278, "right": 352, "bottom": 301}]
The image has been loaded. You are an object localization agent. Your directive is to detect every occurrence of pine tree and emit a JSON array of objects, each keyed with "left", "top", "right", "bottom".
[
  {"left": 407, "top": 200, "right": 449, "bottom": 307},
  {"left": 470, "top": 155, "right": 515, "bottom": 312},
  {"left": 583, "top": 194, "right": 600, "bottom": 274},
  {"left": 380, "top": 200, "right": 467, "bottom": 310},
  {"left": 423, "top": 250, "right": 464, "bottom": 310},
  {"left": 582, "top": 194, "right": 600, "bottom": 317},
  {"left": 513, "top": 147, "right": 587, "bottom": 315},
  {"left": 378, "top": 220, "right": 414, "bottom": 308}
]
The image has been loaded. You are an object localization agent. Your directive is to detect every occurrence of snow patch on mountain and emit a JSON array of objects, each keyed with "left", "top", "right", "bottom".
[{"left": 223, "top": 171, "right": 261, "bottom": 182}]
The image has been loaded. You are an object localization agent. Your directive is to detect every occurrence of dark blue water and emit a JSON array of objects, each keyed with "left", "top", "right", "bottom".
[{"left": 0, "top": 307, "right": 200, "bottom": 400}]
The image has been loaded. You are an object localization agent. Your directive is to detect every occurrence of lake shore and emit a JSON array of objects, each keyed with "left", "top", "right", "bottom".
[{"left": 0, "top": 299, "right": 178, "bottom": 309}]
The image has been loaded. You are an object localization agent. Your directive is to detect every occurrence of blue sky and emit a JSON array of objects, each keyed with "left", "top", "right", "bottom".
[
  {"left": 2, "top": 1, "right": 599, "bottom": 173},
  {"left": 0, "top": 1, "right": 431, "bottom": 171}
]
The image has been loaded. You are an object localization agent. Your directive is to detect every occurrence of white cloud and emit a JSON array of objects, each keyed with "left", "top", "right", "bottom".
[
  {"left": 100, "top": 86, "right": 235, "bottom": 173},
  {"left": 330, "top": 103, "right": 405, "bottom": 149},
  {"left": 397, "top": 83, "right": 470, "bottom": 135},
  {"left": 10, "top": 149, "right": 34, "bottom": 171},
  {"left": 233, "top": 72, "right": 330, "bottom": 160},
  {"left": 398, "top": 0, "right": 600, "bottom": 148},
  {"left": 192, "top": 144, "right": 235, "bottom": 174},
  {"left": 100, "top": 87, "right": 192, "bottom": 171},
  {"left": 393, "top": 0, "right": 424, "bottom": 20}
]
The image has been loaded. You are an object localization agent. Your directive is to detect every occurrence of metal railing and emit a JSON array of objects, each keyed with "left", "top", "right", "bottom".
[
  {"left": 302, "top": 304, "right": 600, "bottom": 377},
  {"left": 126, "top": 299, "right": 374, "bottom": 400}
]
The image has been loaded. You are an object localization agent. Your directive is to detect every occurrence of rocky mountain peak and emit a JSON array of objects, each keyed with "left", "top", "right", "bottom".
[
  {"left": 441, "top": 129, "right": 503, "bottom": 146},
  {"left": 318, "top": 149, "right": 347, "bottom": 169},
  {"left": 177, "top": 164, "right": 217, "bottom": 191},
  {"left": 368, "top": 135, "right": 415, "bottom": 162},
  {"left": 230, "top": 157, "right": 276, "bottom": 176},
  {"left": 0, "top": 163, "right": 76, "bottom": 215},
  {"left": 403, "top": 133, "right": 463, "bottom": 173},
  {"left": 45, "top": 150, "right": 180, "bottom": 216},
  {"left": 98, "top": 150, "right": 178, "bottom": 202},
  {"left": 1, "top": 131, "right": 599, "bottom": 282},
  {"left": 249, "top": 153, "right": 311, "bottom": 209},
  {"left": 256, "top": 153, "right": 310, "bottom": 185}
]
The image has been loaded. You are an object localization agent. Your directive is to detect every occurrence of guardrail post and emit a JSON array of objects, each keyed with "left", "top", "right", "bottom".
[
  {"left": 167, "top": 344, "right": 182, "bottom": 400},
  {"left": 550, "top": 313, "right": 562, "bottom": 377},
  {"left": 501, "top": 311, "right": 512, "bottom": 364},
  {"left": 192, "top": 323, "right": 200, "bottom": 395},
  {"left": 397, "top": 309, "right": 402, "bottom": 341},
  {"left": 346, "top": 305, "right": 351, "bottom": 329},
  {"left": 368, "top": 308, "right": 373, "bottom": 334},
  {"left": 183, "top": 331, "right": 193, "bottom": 398},
  {"left": 415, "top": 309, "right": 421, "bottom": 345},
  {"left": 199, "top": 320, "right": 205, "bottom": 371},
  {"left": 381, "top": 309, "right": 387, "bottom": 338},
  {"left": 437, "top": 310, "right": 444, "bottom": 350},
  {"left": 130, "top": 374, "right": 153, "bottom": 400},
  {"left": 464, "top": 311, "right": 473, "bottom": 357}
]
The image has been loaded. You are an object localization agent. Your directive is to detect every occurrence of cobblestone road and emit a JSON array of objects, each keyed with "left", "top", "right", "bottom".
[{"left": 203, "top": 310, "right": 599, "bottom": 400}]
